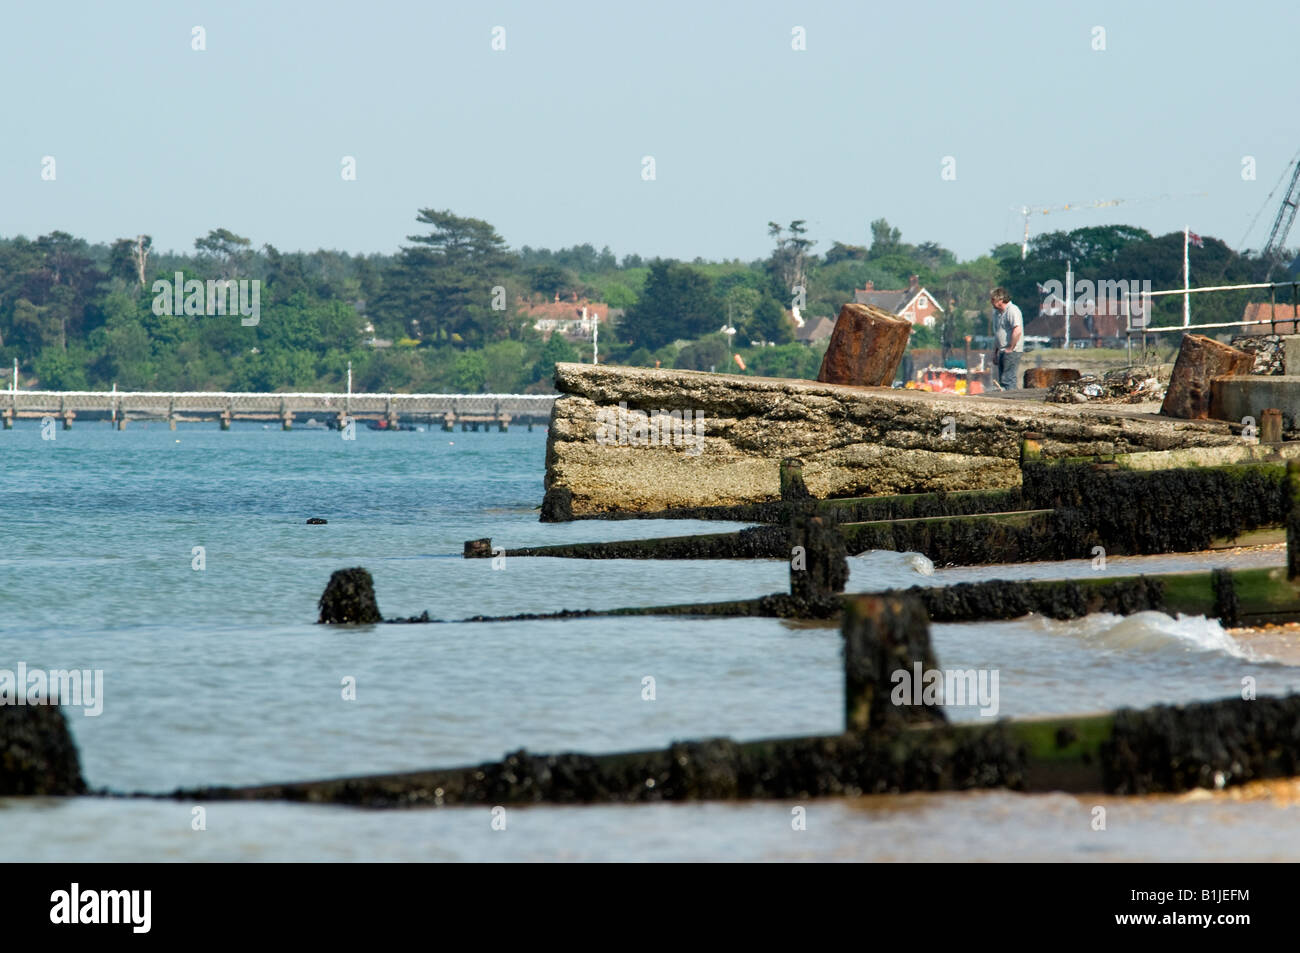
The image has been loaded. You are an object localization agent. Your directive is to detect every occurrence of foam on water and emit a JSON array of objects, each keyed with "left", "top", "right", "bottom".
[
  {"left": 1028, "top": 610, "right": 1265, "bottom": 661},
  {"left": 847, "top": 550, "right": 936, "bottom": 590}
]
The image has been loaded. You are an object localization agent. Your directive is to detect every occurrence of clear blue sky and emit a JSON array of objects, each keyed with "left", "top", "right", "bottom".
[{"left": 2, "top": 0, "right": 1295, "bottom": 262}]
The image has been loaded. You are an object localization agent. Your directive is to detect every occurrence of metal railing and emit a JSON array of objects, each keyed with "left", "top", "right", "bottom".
[{"left": 1125, "top": 280, "right": 1300, "bottom": 335}]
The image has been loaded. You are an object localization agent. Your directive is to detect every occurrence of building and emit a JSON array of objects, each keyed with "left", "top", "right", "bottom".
[
  {"left": 518, "top": 292, "right": 610, "bottom": 341},
  {"left": 795, "top": 315, "right": 835, "bottom": 344},
  {"left": 1239, "top": 302, "right": 1300, "bottom": 334},
  {"left": 1024, "top": 302, "right": 1128, "bottom": 348},
  {"left": 851, "top": 275, "right": 945, "bottom": 327}
]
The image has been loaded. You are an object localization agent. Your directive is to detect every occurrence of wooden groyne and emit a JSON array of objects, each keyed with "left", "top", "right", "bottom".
[
  {"left": 478, "top": 450, "right": 1293, "bottom": 567},
  {"left": 0, "top": 390, "right": 555, "bottom": 431},
  {"left": 168, "top": 595, "right": 1300, "bottom": 807}
]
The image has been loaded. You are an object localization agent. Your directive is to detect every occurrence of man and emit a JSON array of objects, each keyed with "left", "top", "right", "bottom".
[{"left": 990, "top": 288, "right": 1023, "bottom": 390}]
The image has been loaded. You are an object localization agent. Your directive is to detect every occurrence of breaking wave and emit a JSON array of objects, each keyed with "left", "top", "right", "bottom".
[
  {"left": 1031, "top": 611, "right": 1263, "bottom": 661},
  {"left": 848, "top": 550, "right": 935, "bottom": 590}
]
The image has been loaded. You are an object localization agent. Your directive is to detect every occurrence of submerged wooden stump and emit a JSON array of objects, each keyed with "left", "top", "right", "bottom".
[
  {"left": 1161, "top": 334, "right": 1253, "bottom": 419},
  {"left": 789, "top": 514, "right": 847, "bottom": 602},
  {"left": 0, "top": 703, "right": 86, "bottom": 796},
  {"left": 318, "top": 567, "right": 382, "bottom": 624},
  {"left": 816, "top": 303, "right": 911, "bottom": 387},
  {"left": 843, "top": 595, "right": 945, "bottom": 733}
]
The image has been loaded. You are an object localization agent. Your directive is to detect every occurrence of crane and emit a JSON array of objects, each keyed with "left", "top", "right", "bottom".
[
  {"left": 1261, "top": 155, "right": 1300, "bottom": 263},
  {"left": 1015, "top": 198, "right": 1126, "bottom": 258},
  {"left": 1015, "top": 193, "right": 1204, "bottom": 259}
]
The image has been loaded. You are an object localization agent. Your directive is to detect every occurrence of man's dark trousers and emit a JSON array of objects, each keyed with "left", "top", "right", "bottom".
[{"left": 997, "top": 350, "right": 1021, "bottom": 390}]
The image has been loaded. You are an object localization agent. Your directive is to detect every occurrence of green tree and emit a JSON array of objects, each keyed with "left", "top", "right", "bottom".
[
  {"left": 620, "top": 260, "right": 721, "bottom": 350},
  {"left": 452, "top": 350, "right": 488, "bottom": 392},
  {"left": 751, "top": 296, "right": 793, "bottom": 344},
  {"left": 375, "top": 209, "right": 515, "bottom": 348},
  {"left": 482, "top": 340, "right": 527, "bottom": 392},
  {"left": 723, "top": 285, "right": 760, "bottom": 337},
  {"left": 33, "top": 346, "right": 89, "bottom": 389},
  {"left": 530, "top": 333, "right": 579, "bottom": 386},
  {"left": 675, "top": 335, "right": 730, "bottom": 371},
  {"left": 194, "top": 228, "right": 253, "bottom": 279},
  {"left": 868, "top": 219, "right": 904, "bottom": 259}
]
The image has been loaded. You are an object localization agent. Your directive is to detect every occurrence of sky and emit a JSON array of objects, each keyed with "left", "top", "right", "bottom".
[{"left": 2, "top": 0, "right": 1297, "bottom": 263}]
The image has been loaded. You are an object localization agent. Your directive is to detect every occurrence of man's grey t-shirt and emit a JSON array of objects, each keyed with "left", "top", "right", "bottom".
[{"left": 994, "top": 302, "right": 1024, "bottom": 352}]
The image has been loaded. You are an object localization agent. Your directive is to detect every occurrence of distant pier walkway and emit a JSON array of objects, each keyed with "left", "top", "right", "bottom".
[{"left": 0, "top": 391, "right": 556, "bottom": 431}]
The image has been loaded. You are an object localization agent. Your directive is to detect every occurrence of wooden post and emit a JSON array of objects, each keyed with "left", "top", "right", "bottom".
[
  {"left": 117, "top": 416, "right": 128, "bottom": 430},
  {"left": 61, "top": 412, "right": 73, "bottom": 430},
  {"left": 1161, "top": 333, "right": 1254, "bottom": 419},
  {"left": 0, "top": 703, "right": 87, "bottom": 796},
  {"left": 1288, "top": 461, "right": 1300, "bottom": 581},
  {"left": 317, "top": 567, "right": 382, "bottom": 624},
  {"left": 443, "top": 413, "right": 456, "bottom": 432},
  {"left": 2, "top": 409, "right": 11, "bottom": 430},
  {"left": 220, "top": 411, "right": 232, "bottom": 431},
  {"left": 1261, "top": 408, "right": 1283, "bottom": 444},
  {"left": 816, "top": 303, "right": 912, "bottom": 387},
  {"left": 282, "top": 412, "right": 294, "bottom": 431},
  {"left": 842, "top": 595, "right": 945, "bottom": 733},
  {"left": 498, "top": 414, "right": 510, "bottom": 433},
  {"left": 789, "top": 513, "right": 847, "bottom": 601},
  {"left": 779, "top": 457, "right": 811, "bottom": 501},
  {"left": 1019, "top": 434, "right": 1044, "bottom": 467}
]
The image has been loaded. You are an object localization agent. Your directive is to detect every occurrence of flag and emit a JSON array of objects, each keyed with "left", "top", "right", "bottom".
[{"left": 1188, "top": 231, "right": 1204, "bottom": 248}]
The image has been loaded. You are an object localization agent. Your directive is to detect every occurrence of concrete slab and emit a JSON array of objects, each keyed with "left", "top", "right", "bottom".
[
  {"left": 546, "top": 363, "right": 1246, "bottom": 516},
  {"left": 1211, "top": 375, "right": 1300, "bottom": 427}
]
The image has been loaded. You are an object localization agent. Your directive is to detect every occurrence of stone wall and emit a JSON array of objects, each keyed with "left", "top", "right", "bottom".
[{"left": 543, "top": 363, "right": 1243, "bottom": 517}]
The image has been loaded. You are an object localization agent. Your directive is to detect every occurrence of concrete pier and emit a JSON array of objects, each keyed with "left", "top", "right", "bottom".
[
  {"left": 543, "top": 363, "right": 1245, "bottom": 518},
  {"left": 0, "top": 391, "right": 554, "bottom": 431}
]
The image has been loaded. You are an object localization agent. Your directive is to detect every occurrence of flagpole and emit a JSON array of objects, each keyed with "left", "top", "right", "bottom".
[
  {"left": 1064, "top": 261, "right": 1072, "bottom": 349},
  {"left": 1183, "top": 226, "right": 1190, "bottom": 327}
]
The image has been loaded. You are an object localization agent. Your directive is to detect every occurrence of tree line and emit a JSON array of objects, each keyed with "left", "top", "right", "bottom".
[{"left": 0, "top": 210, "right": 1291, "bottom": 392}]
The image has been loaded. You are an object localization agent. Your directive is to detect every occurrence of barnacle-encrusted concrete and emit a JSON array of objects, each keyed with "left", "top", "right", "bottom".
[{"left": 544, "top": 363, "right": 1242, "bottom": 517}]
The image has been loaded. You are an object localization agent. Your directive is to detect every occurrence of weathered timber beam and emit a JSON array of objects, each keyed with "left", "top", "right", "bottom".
[
  {"left": 170, "top": 593, "right": 1300, "bottom": 806},
  {"left": 475, "top": 510, "right": 1054, "bottom": 565},
  {"left": 551, "top": 486, "right": 1027, "bottom": 525}
]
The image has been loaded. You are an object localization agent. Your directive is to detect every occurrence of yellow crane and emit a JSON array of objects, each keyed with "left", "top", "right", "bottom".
[
  {"left": 1015, "top": 198, "right": 1125, "bottom": 259},
  {"left": 1014, "top": 193, "right": 1204, "bottom": 259}
]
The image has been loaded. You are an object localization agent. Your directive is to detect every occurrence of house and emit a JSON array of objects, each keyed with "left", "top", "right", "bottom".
[
  {"left": 518, "top": 292, "right": 609, "bottom": 340},
  {"left": 795, "top": 315, "right": 835, "bottom": 344},
  {"left": 851, "top": 275, "right": 944, "bottom": 327},
  {"left": 1239, "top": 302, "right": 1300, "bottom": 334},
  {"left": 1024, "top": 300, "right": 1130, "bottom": 348},
  {"left": 360, "top": 321, "right": 392, "bottom": 349}
]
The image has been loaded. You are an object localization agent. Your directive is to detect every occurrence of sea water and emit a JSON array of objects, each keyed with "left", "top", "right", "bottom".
[{"left": 2, "top": 421, "right": 1299, "bottom": 861}]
